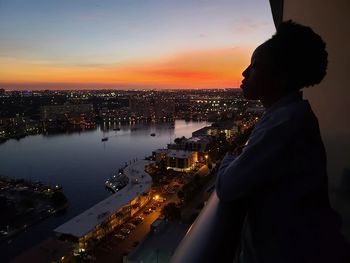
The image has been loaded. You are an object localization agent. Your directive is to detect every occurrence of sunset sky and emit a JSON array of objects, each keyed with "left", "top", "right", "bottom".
[{"left": 0, "top": 0, "right": 275, "bottom": 90}]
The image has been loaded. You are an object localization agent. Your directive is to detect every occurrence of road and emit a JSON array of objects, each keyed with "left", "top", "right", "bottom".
[{"left": 94, "top": 192, "right": 180, "bottom": 263}]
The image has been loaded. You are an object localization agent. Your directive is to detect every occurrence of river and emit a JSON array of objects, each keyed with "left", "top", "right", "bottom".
[{"left": 0, "top": 120, "right": 209, "bottom": 262}]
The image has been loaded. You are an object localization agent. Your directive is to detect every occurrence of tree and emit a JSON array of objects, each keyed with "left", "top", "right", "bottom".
[
  {"left": 161, "top": 203, "right": 181, "bottom": 221},
  {"left": 51, "top": 191, "right": 67, "bottom": 207},
  {"left": 19, "top": 197, "right": 36, "bottom": 208},
  {"left": 177, "top": 190, "right": 184, "bottom": 200},
  {"left": 0, "top": 196, "right": 7, "bottom": 210},
  {"left": 174, "top": 136, "right": 186, "bottom": 145}
]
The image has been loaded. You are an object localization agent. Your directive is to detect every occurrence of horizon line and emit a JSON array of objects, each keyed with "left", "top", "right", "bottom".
[{"left": 0, "top": 82, "right": 241, "bottom": 91}]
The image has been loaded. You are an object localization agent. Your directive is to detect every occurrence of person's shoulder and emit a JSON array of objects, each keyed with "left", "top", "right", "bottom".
[
  {"left": 258, "top": 100, "right": 314, "bottom": 135},
  {"left": 273, "top": 99, "right": 314, "bottom": 123}
]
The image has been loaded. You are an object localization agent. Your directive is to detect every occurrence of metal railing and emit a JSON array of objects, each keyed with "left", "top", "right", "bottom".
[{"left": 170, "top": 191, "right": 246, "bottom": 263}]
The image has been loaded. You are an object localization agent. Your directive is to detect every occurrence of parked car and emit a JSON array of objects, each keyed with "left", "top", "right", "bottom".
[{"left": 131, "top": 216, "right": 144, "bottom": 225}]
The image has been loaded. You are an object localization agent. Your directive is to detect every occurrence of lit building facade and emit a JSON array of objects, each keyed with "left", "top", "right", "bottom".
[
  {"left": 54, "top": 160, "right": 153, "bottom": 252},
  {"left": 153, "top": 149, "right": 198, "bottom": 172}
]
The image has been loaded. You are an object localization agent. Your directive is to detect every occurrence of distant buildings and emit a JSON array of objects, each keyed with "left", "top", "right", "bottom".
[
  {"left": 0, "top": 89, "right": 263, "bottom": 143},
  {"left": 129, "top": 96, "right": 152, "bottom": 119},
  {"left": 41, "top": 103, "right": 93, "bottom": 121},
  {"left": 41, "top": 103, "right": 95, "bottom": 131},
  {"left": 129, "top": 94, "right": 175, "bottom": 121}
]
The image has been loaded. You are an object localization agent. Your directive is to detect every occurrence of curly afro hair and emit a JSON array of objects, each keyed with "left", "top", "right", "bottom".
[{"left": 265, "top": 20, "right": 328, "bottom": 90}]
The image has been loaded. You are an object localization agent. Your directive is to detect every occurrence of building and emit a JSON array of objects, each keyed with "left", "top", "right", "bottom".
[
  {"left": 129, "top": 96, "right": 152, "bottom": 119},
  {"left": 168, "top": 136, "right": 210, "bottom": 152},
  {"left": 153, "top": 97, "right": 175, "bottom": 120},
  {"left": 41, "top": 103, "right": 93, "bottom": 120},
  {"left": 54, "top": 160, "right": 153, "bottom": 252},
  {"left": 153, "top": 149, "right": 198, "bottom": 172},
  {"left": 168, "top": 136, "right": 211, "bottom": 162},
  {"left": 192, "top": 120, "right": 238, "bottom": 141},
  {"left": 192, "top": 126, "right": 211, "bottom": 137}
]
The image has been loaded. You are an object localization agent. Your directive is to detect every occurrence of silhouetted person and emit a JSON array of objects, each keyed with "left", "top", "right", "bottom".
[{"left": 216, "top": 21, "right": 350, "bottom": 263}]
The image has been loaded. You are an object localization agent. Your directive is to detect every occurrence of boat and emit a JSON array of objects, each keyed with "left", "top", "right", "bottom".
[
  {"left": 101, "top": 137, "right": 108, "bottom": 142},
  {"left": 105, "top": 173, "right": 129, "bottom": 193},
  {"left": 150, "top": 133, "right": 156, "bottom": 136},
  {"left": 113, "top": 127, "right": 121, "bottom": 131}
]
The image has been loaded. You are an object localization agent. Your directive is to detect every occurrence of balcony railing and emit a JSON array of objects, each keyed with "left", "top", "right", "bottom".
[{"left": 170, "top": 191, "right": 246, "bottom": 263}]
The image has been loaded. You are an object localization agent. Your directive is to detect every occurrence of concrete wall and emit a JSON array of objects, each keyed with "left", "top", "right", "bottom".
[
  {"left": 283, "top": 0, "right": 350, "bottom": 240},
  {"left": 283, "top": 0, "right": 350, "bottom": 188}
]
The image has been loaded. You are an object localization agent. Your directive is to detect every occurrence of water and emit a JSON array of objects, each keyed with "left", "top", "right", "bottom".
[{"left": 0, "top": 120, "right": 209, "bottom": 261}]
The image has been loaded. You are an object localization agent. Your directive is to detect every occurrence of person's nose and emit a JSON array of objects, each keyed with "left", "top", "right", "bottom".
[{"left": 242, "top": 65, "right": 250, "bottom": 78}]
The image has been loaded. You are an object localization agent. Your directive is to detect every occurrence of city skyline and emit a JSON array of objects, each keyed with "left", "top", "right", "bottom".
[{"left": 0, "top": 0, "right": 275, "bottom": 90}]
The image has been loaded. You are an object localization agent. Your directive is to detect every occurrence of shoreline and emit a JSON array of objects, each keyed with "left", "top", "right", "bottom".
[{"left": 0, "top": 176, "right": 68, "bottom": 242}]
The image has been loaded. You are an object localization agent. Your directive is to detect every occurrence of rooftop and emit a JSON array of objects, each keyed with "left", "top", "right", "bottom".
[
  {"left": 167, "top": 150, "right": 194, "bottom": 159},
  {"left": 54, "top": 160, "right": 153, "bottom": 238},
  {"left": 186, "top": 136, "right": 211, "bottom": 143}
]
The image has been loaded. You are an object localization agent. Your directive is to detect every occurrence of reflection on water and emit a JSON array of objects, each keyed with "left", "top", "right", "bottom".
[{"left": 0, "top": 120, "right": 208, "bottom": 261}]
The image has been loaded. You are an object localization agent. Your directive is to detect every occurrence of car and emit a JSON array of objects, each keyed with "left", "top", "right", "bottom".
[
  {"left": 0, "top": 230, "right": 8, "bottom": 236},
  {"left": 131, "top": 219, "right": 141, "bottom": 225},
  {"left": 131, "top": 216, "right": 144, "bottom": 225},
  {"left": 114, "top": 233, "right": 125, "bottom": 240},
  {"left": 120, "top": 228, "right": 131, "bottom": 235}
]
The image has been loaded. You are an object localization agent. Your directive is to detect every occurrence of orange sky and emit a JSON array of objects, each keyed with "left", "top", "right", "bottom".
[
  {"left": 0, "top": 47, "right": 252, "bottom": 89},
  {"left": 0, "top": 1, "right": 276, "bottom": 90}
]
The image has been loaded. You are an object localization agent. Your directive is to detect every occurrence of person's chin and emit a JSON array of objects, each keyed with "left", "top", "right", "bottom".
[
  {"left": 241, "top": 85, "right": 258, "bottom": 100},
  {"left": 241, "top": 86, "right": 251, "bottom": 99}
]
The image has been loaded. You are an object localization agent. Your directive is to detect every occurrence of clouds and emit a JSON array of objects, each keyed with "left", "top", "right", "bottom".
[
  {"left": 0, "top": 0, "right": 275, "bottom": 89},
  {"left": 0, "top": 47, "right": 252, "bottom": 89}
]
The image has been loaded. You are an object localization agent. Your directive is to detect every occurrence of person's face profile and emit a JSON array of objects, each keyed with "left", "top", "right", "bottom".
[{"left": 240, "top": 44, "right": 275, "bottom": 101}]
